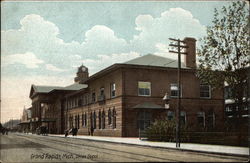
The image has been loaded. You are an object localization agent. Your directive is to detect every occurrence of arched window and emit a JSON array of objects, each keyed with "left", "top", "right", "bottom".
[
  {"left": 112, "top": 108, "right": 116, "bottom": 129},
  {"left": 102, "top": 110, "right": 105, "bottom": 129},
  {"left": 69, "top": 115, "right": 73, "bottom": 128},
  {"left": 90, "top": 112, "right": 93, "bottom": 129},
  {"left": 207, "top": 110, "right": 215, "bottom": 130},
  {"left": 93, "top": 112, "right": 96, "bottom": 129},
  {"left": 75, "top": 115, "right": 77, "bottom": 128},
  {"left": 108, "top": 109, "right": 112, "bottom": 125},
  {"left": 197, "top": 112, "right": 205, "bottom": 128},
  {"left": 98, "top": 110, "right": 101, "bottom": 129},
  {"left": 85, "top": 113, "right": 87, "bottom": 126},
  {"left": 77, "top": 114, "right": 80, "bottom": 129},
  {"left": 83, "top": 114, "right": 85, "bottom": 126}
]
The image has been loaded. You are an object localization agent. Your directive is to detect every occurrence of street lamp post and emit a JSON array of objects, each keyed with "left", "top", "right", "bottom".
[{"left": 169, "top": 38, "right": 188, "bottom": 148}]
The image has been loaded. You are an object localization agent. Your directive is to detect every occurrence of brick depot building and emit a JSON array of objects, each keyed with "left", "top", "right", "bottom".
[{"left": 29, "top": 37, "right": 224, "bottom": 137}]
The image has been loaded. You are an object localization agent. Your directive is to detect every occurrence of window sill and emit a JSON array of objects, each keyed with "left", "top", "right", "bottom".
[
  {"left": 200, "top": 97, "right": 211, "bottom": 99},
  {"left": 138, "top": 95, "right": 151, "bottom": 97},
  {"left": 170, "top": 96, "right": 182, "bottom": 98}
]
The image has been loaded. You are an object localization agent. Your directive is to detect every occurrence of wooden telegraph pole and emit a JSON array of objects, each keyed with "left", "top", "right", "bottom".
[{"left": 169, "top": 38, "right": 188, "bottom": 148}]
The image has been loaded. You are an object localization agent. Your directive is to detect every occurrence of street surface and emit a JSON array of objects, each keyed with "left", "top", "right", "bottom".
[{"left": 0, "top": 133, "right": 248, "bottom": 162}]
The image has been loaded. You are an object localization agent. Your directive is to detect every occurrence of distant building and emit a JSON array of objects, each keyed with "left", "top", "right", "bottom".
[
  {"left": 28, "top": 37, "right": 225, "bottom": 137},
  {"left": 19, "top": 107, "right": 32, "bottom": 132},
  {"left": 224, "top": 67, "right": 250, "bottom": 131},
  {"left": 29, "top": 83, "right": 87, "bottom": 133}
]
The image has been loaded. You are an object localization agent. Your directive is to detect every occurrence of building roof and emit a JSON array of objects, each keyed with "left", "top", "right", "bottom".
[
  {"left": 124, "top": 54, "right": 188, "bottom": 68},
  {"left": 132, "top": 102, "right": 164, "bottom": 109},
  {"left": 86, "top": 54, "right": 192, "bottom": 82},
  {"left": 29, "top": 83, "right": 88, "bottom": 98},
  {"left": 54, "top": 83, "right": 88, "bottom": 91},
  {"left": 32, "top": 85, "right": 63, "bottom": 93}
]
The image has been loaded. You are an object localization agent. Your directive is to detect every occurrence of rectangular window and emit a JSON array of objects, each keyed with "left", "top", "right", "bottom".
[
  {"left": 180, "top": 111, "right": 186, "bottom": 125},
  {"left": 78, "top": 97, "right": 82, "bottom": 106},
  {"left": 226, "top": 106, "right": 233, "bottom": 112},
  {"left": 75, "top": 97, "right": 78, "bottom": 107},
  {"left": 92, "top": 92, "right": 96, "bottom": 103},
  {"left": 207, "top": 112, "right": 215, "bottom": 129},
  {"left": 224, "top": 87, "right": 233, "bottom": 99},
  {"left": 170, "top": 84, "right": 181, "bottom": 97},
  {"left": 138, "top": 81, "right": 151, "bottom": 96},
  {"left": 98, "top": 88, "right": 105, "bottom": 101},
  {"left": 100, "top": 87, "right": 104, "bottom": 96},
  {"left": 197, "top": 112, "right": 205, "bottom": 127},
  {"left": 200, "top": 85, "right": 211, "bottom": 98},
  {"left": 167, "top": 111, "right": 174, "bottom": 121},
  {"left": 111, "top": 83, "right": 116, "bottom": 98}
]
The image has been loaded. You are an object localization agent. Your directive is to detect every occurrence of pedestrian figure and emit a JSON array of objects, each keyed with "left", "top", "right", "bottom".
[
  {"left": 69, "top": 128, "right": 73, "bottom": 135},
  {"left": 65, "top": 129, "right": 69, "bottom": 137},
  {"left": 72, "top": 128, "right": 78, "bottom": 136}
]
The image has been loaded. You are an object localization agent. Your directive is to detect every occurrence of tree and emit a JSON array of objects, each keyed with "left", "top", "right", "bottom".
[{"left": 197, "top": 1, "right": 249, "bottom": 130}]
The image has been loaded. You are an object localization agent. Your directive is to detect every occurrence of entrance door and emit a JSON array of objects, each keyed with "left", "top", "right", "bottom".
[{"left": 137, "top": 111, "right": 151, "bottom": 131}]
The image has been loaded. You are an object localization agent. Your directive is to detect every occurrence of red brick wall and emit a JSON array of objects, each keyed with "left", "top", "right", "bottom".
[
  {"left": 66, "top": 69, "right": 124, "bottom": 137},
  {"left": 66, "top": 66, "right": 224, "bottom": 137},
  {"left": 122, "top": 67, "right": 224, "bottom": 137}
]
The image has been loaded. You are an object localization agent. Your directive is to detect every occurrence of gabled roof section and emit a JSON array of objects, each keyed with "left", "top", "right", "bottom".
[
  {"left": 29, "top": 85, "right": 63, "bottom": 98},
  {"left": 124, "top": 54, "right": 188, "bottom": 68},
  {"left": 50, "top": 83, "right": 88, "bottom": 93},
  {"left": 32, "top": 85, "right": 63, "bottom": 93},
  {"left": 29, "top": 83, "right": 87, "bottom": 98}
]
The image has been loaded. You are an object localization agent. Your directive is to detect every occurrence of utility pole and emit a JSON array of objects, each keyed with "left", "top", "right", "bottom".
[{"left": 169, "top": 38, "right": 188, "bottom": 148}]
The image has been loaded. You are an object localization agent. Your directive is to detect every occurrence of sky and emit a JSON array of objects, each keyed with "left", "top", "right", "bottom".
[{"left": 1, "top": 1, "right": 235, "bottom": 123}]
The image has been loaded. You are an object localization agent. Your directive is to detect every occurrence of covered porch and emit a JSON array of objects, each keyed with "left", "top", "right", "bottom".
[{"left": 125, "top": 101, "right": 167, "bottom": 137}]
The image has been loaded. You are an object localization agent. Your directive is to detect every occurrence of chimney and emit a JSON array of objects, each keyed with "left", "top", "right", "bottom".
[{"left": 184, "top": 37, "right": 196, "bottom": 68}]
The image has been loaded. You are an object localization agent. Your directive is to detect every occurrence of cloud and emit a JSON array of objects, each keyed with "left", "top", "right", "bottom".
[
  {"left": 81, "top": 25, "right": 128, "bottom": 56},
  {"left": 154, "top": 42, "right": 186, "bottom": 62},
  {"left": 1, "top": 8, "right": 206, "bottom": 73},
  {"left": 81, "top": 51, "right": 140, "bottom": 75},
  {"left": 2, "top": 52, "right": 44, "bottom": 68},
  {"left": 1, "top": 15, "right": 130, "bottom": 71},
  {"left": 45, "top": 64, "right": 66, "bottom": 72},
  {"left": 130, "top": 8, "right": 206, "bottom": 54}
]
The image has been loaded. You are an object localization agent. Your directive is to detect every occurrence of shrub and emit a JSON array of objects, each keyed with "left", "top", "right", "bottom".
[
  {"left": 145, "top": 119, "right": 175, "bottom": 141},
  {"left": 145, "top": 119, "right": 189, "bottom": 142}
]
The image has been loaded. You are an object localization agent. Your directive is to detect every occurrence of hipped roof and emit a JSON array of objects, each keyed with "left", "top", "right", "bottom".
[{"left": 124, "top": 54, "right": 187, "bottom": 68}]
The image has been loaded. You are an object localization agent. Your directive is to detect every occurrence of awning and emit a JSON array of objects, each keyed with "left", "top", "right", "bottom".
[
  {"left": 19, "top": 121, "right": 30, "bottom": 124},
  {"left": 132, "top": 102, "right": 165, "bottom": 109}
]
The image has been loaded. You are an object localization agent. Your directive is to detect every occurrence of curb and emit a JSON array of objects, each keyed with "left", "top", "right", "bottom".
[{"left": 48, "top": 134, "right": 249, "bottom": 159}]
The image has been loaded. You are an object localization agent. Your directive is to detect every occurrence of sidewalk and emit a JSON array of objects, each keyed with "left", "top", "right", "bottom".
[{"left": 49, "top": 134, "right": 249, "bottom": 157}]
